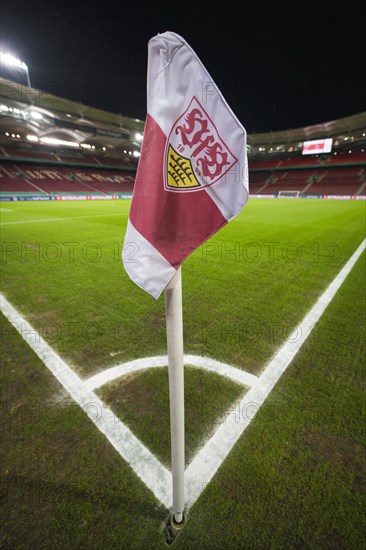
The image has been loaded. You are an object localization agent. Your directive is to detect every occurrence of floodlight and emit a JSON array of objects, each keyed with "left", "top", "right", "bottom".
[{"left": 0, "top": 51, "right": 31, "bottom": 87}]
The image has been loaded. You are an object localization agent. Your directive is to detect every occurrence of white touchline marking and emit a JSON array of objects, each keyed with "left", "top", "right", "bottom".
[
  {"left": 0, "top": 294, "right": 172, "bottom": 509},
  {"left": 84, "top": 354, "right": 258, "bottom": 392},
  {"left": 0, "top": 238, "right": 364, "bottom": 511},
  {"left": 0, "top": 208, "right": 13, "bottom": 212},
  {"left": 0, "top": 213, "right": 123, "bottom": 226},
  {"left": 184, "top": 238, "right": 365, "bottom": 507}
]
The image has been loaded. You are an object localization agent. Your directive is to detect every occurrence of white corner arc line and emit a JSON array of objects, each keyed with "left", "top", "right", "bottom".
[
  {"left": 0, "top": 238, "right": 364, "bottom": 511},
  {"left": 84, "top": 356, "right": 168, "bottom": 391},
  {"left": 184, "top": 355, "right": 258, "bottom": 387},
  {"left": 0, "top": 293, "right": 172, "bottom": 508},
  {"left": 184, "top": 238, "right": 365, "bottom": 507},
  {"left": 83, "top": 354, "right": 258, "bottom": 392}
]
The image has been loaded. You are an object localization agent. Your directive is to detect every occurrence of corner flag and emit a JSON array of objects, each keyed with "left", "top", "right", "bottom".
[{"left": 122, "top": 31, "right": 249, "bottom": 298}]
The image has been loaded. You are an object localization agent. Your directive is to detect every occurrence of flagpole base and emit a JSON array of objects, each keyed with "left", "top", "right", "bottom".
[{"left": 164, "top": 511, "right": 187, "bottom": 545}]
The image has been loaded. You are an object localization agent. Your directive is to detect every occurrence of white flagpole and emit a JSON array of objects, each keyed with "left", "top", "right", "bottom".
[{"left": 165, "top": 267, "right": 185, "bottom": 525}]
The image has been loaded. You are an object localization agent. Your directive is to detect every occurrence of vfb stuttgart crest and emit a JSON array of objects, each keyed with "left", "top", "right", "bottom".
[{"left": 164, "top": 96, "right": 238, "bottom": 192}]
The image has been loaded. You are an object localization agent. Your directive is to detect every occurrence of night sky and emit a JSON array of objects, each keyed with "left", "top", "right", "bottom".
[{"left": 1, "top": 1, "right": 365, "bottom": 133}]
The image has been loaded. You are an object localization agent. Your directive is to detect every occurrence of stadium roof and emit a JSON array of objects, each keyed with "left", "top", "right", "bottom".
[
  {"left": 0, "top": 78, "right": 144, "bottom": 133},
  {"left": 247, "top": 113, "right": 366, "bottom": 147}
]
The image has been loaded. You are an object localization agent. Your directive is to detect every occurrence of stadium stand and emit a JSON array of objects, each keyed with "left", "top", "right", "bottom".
[
  {"left": 56, "top": 153, "right": 101, "bottom": 165},
  {"left": 279, "top": 156, "right": 328, "bottom": 167},
  {"left": 0, "top": 76, "right": 365, "bottom": 199},
  {"left": 256, "top": 170, "right": 316, "bottom": 195},
  {"left": 0, "top": 162, "right": 135, "bottom": 195},
  {"left": 304, "top": 167, "right": 364, "bottom": 196},
  {"left": 245, "top": 172, "right": 270, "bottom": 194},
  {"left": 324, "top": 152, "right": 366, "bottom": 165},
  {"left": 1, "top": 147, "right": 61, "bottom": 162},
  {"left": 249, "top": 150, "right": 366, "bottom": 196},
  {"left": 0, "top": 165, "right": 43, "bottom": 193},
  {"left": 1, "top": 156, "right": 365, "bottom": 198}
]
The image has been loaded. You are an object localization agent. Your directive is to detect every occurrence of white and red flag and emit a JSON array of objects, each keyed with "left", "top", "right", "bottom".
[{"left": 123, "top": 32, "right": 249, "bottom": 298}]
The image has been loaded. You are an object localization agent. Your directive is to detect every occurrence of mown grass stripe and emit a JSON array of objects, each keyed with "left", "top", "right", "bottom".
[{"left": 0, "top": 213, "right": 122, "bottom": 225}]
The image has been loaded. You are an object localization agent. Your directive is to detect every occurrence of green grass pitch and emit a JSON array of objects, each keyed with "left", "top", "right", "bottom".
[{"left": 0, "top": 198, "right": 365, "bottom": 548}]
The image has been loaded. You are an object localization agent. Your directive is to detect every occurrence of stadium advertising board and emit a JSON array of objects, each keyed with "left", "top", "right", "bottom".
[{"left": 302, "top": 138, "right": 333, "bottom": 155}]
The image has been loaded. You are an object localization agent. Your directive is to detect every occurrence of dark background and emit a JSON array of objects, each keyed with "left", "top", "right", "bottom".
[{"left": 1, "top": 0, "right": 365, "bottom": 133}]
